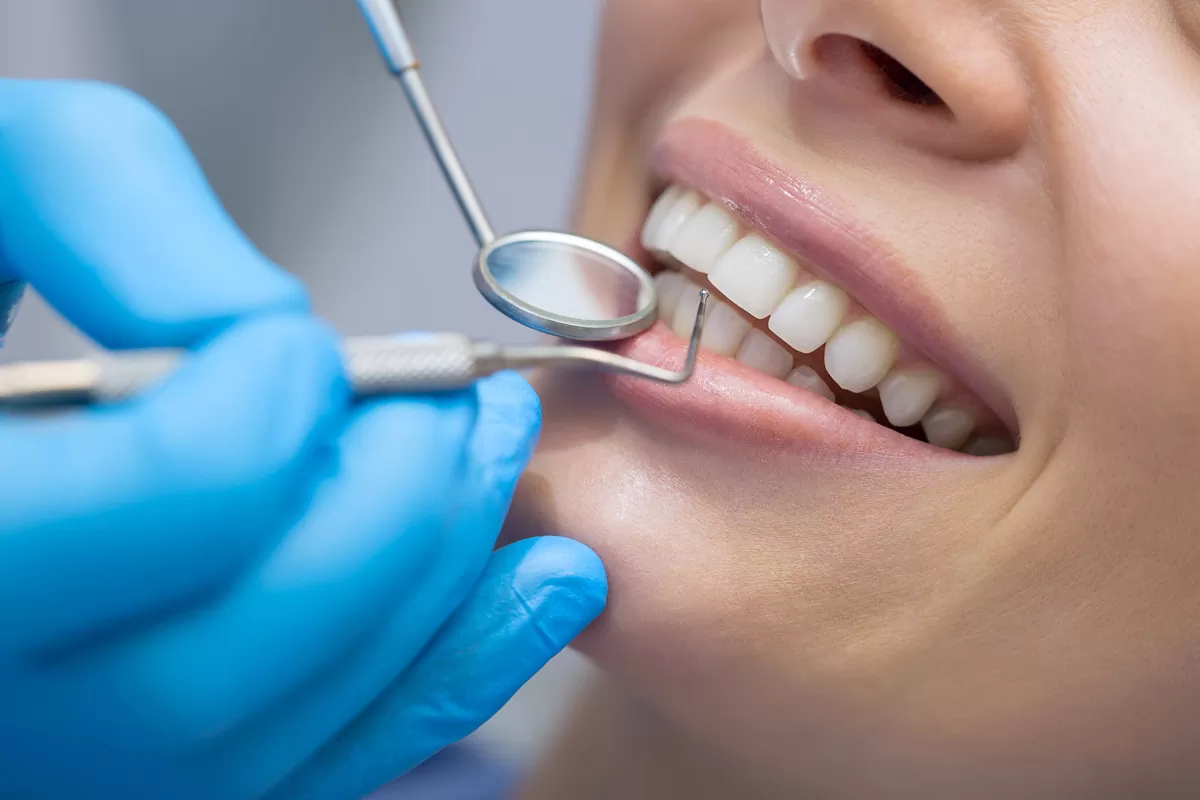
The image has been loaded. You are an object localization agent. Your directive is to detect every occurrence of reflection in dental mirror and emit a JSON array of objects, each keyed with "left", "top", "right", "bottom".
[{"left": 476, "top": 231, "right": 658, "bottom": 341}]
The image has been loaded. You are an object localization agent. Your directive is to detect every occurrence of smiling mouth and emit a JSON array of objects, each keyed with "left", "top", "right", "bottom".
[{"left": 613, "top": 122, "right": 1015, "bottom": 457}]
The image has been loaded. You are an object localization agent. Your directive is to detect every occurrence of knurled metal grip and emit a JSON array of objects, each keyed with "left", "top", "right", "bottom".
[
  {"left": 93, "top": 337, "right": 490, "bottom": 403},
  {"left": 96, "top": 352, "right": 182, "bottom": 402},
  {"left": 344, "top": 336, "right": 488, "bottom": 395}
]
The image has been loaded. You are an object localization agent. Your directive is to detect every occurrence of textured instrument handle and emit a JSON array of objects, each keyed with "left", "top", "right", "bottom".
[
  {"left": 95, "top": 352, "right": 183, "bottom": 402},
  {"left": 97, "top": 336, "right": 489, "bottom": 401},
  {"left": 345, "top": 335, "right": 490, "bottom": 395}
]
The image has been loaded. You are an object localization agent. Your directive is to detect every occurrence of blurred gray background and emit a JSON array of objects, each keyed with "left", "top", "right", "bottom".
[{"left": 0, "top": 0, "right": 601, "bottom": 765}]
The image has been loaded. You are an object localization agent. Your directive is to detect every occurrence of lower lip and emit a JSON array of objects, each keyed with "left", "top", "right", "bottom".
[{"left": 605, "top": 322, "right": 961, "bottom": 462}]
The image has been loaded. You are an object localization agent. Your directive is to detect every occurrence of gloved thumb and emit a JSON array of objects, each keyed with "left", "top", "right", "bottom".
[{"left": 266, "top": 536, "right": 607, "bottom": 800}]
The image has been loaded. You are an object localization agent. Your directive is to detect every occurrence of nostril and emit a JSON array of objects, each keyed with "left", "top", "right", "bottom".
[
  {"left": 810, "top": 34, "right": 945, "bottom": 109},
  {"left": 762, "top": 0, "right": 1031, "bottom": 159},
  {"left": 858, "top": 42, "right": 943, "bottom": 107}
]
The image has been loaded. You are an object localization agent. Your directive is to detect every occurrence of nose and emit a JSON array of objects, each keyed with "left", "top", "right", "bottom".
[{"left": 761, "top": 0, "right": 1030, "bottom": 160}]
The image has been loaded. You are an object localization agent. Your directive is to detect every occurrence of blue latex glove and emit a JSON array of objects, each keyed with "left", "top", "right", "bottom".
[{"left": 0, "top": 79, "right": 606, "bottom": 800}]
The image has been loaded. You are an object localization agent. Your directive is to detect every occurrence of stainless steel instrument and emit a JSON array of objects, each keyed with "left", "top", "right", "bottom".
[{"left": 0, "top": 297, "right": 706, "bottom": 409}]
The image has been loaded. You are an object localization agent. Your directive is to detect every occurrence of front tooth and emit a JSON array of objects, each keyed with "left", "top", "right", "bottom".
[
  {"left": 670, "top": 203, "right": 741, "bottom": 273},
  {"left": 735, "top": 329, "right": 794, "bottom": 378},
  {"left": 649, "top": 190, "right": 702, "bottom": 254},
  {"left": 878, "top": 370, "right": 942, "bottom": 428},
  {"left": 768, "top": 281, "right": 849, "bottom": 354},
  {"left": 786, "top": 366, "right": 835, "bottom": 401},
  {"left": 700, "top": 301, "right": 753, "bottom": 356},
  {"left": 671, "top": 280, "right": 704, "bottom": 337},
  {"left": 708, "top": 234, "right": 799, "bottom": 319},
  {"left": 965, "top": 437, "right": 1014, "bottom": 457},
  {"left": 922, "top": 407, "right": 976, "bottom": 450},
  {"left": 655, "top": 271, "right": 687, "bottom": 321},
  {"left": 824, "top": 318, "right": 899, "bottom": 393},
  {"left": 641, "top": 186, "right": 685, "bottom": 253}
]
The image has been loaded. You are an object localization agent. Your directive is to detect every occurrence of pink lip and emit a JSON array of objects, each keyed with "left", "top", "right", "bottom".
[
  {"left": 646, "top": 119, "right": 1015, "bottom": 434},
  {"left": 608, "top": 322, "right": 958, "bottom": 461}
]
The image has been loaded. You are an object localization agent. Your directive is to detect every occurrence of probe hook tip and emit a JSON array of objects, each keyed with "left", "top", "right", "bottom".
[{"left": 679, "top": 288, "right": 710, "bottom": 379}]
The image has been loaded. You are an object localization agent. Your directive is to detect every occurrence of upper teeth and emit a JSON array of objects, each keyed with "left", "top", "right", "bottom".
[
  {"left": 643, "top": 185, "right": 985, "bottom": 449},
  {"left": 769, "top": 281, "right": 849, "bottom": 354},
  {"left": 709, "top": 234, "right": 798, "bottom": 318}
]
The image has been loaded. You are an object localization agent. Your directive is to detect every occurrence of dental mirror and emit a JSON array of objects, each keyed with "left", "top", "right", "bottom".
[
  {"left": 476, "top": 231, "right": 656, "bottom": 341},
  {"left": 358, "top": 0, "right": 659, "bottom": 342}
]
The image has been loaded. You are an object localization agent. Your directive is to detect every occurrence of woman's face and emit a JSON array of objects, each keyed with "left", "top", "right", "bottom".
[{"left": 508, "top": 1, "right": 1200, "bottom": 795}]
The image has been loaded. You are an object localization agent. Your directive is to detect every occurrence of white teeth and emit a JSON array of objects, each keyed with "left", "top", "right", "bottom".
[
  {"left": 654, "top": 271, "right": 687, "bottom": 320},
  {"left": 877, "top": 370, "right": 942, "bottom": 428},
  {"left": 965, "top": 437, "right": 1013, "bottom": 457},
  {"left": 709, "top": 234, "right": 799, "bottom": 319},
  {"left": 641, "top": 186, "right": 685, "bottom": 253},
  {"left": 670, "top": 203, "right": 741, "bottom": 274},
  {"left": 786, "top": 365, "right": 835, "bottom": 401},
  {"left": 768, "top": 281, "right": 849, "bottom": 354},
  {"left": 824, "top": 318, "right": 900, "bottom": 393},
  {"left": 671, "top": 280, "right": 704, "bottom": 337},
  {"left": 735, "top": 330, "right": 794, "bottom": 378},
  {"left": 645, "top": 186, "right": 996, "bottom": 454},
  {"left": 922, "top": 407, "right": 977, "bottom": 451},
  {"left": 700, "top": 301, "right": 753, "bottom": 356},
  {"left": 646, "top": 190, "right": 702, "bottom": 254}
]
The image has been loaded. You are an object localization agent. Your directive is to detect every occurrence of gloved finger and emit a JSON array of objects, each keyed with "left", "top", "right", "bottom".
[
  {"left": 268, "top": 537, "right": 607, "bottom": 800},
  {"left": 47, "top": 388, "right": 479, "bottom": 751},
  {"left": 0, "top": 314, "right": 347, "bottom": 656},
  {"left": 0, "top": 80, "right": 305, "bottom": 348},
  {"left": 179, "top": 373, "right": 544, "bottom": 799}
]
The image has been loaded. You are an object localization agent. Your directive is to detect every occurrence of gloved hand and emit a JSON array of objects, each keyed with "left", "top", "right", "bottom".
[{"left": 0, "top": 78, "right": 606, "bottom": 800}]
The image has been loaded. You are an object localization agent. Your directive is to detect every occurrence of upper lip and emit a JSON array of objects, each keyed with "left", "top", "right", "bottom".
[{"left": 649, "top": 118, "right": 1014, "bottom": 433}]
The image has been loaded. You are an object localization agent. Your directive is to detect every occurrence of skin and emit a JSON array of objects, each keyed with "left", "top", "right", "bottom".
[{"left": 505, "top": 1, "right": 1200, "bottom": 798}]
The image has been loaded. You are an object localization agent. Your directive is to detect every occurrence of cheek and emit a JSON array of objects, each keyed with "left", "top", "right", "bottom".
[
  {"left": 1045, "top": 17, "right": 1200, "bottom": 463},
  {"left": 513, "top": 378, "right": 1200, "bottom": 784},
  {"left": 595, "top": 0, "right": 763, "bottom": 121}
]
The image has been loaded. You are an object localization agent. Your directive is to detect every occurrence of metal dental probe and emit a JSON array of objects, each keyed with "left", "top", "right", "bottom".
[{"left": 0, "top": 296, "right": 708, "bottom": 409}]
